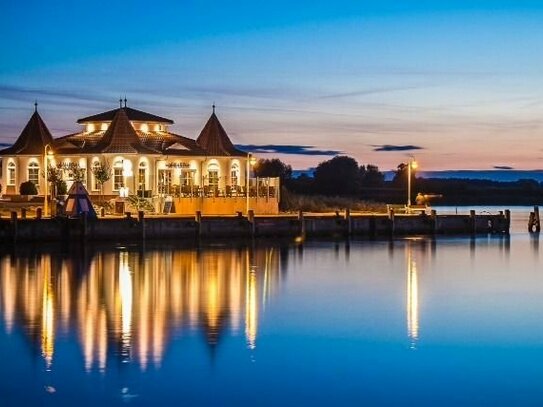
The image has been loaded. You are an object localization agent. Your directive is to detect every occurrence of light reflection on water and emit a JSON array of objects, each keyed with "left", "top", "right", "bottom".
[{"left": 1, "top": 231, "right": 543, "bottom": 405}]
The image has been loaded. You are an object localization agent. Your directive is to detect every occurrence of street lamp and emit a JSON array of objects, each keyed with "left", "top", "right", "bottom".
[
  {"left": 407, "top": 157, "right": 418, "bottom": 209},
  {"left": 43, "top": 144, "right": 54, "bottom": 217},
  {"left": 245, "top": 153, "right": 257, "bottom": 214}
]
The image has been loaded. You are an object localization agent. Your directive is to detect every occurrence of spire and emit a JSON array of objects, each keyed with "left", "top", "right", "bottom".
[
  {"left": 196, "top": 110, "right": 245, "bottom": 156},
  {"left": 34, "top": 100, "right": 38, "bottom": 112},
  {"left": 124, "top": 97, "right": 127, "bottom": 108},
  {"left": 0, "top": 109, "right": 53, "bottom": 155},
  {"left": 119, "top": 97, "right": 123, "bottom": 108},
  {"left": 91, "top": 108, "right": 156, "bottom": 154}
]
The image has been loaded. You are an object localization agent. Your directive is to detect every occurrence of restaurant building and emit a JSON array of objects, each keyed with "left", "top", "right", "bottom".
[{"left": 0, "top": 102, "right": 279, "bottom": 214}]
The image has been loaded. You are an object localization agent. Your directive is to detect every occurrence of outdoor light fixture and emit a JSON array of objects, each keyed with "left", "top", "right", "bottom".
[
  {"left": 43, "top": 144, "right": 54, "bottom": 217},
  {"left": 246, "top": 153, "right": 257, "bottom": 214},
  {"left": 407, "top": 157, "right": 418, "bottom": 208}
]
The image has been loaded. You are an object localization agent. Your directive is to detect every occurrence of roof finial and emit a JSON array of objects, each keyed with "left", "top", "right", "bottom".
[
  {"left": 212, "top": 102, "right": 215, "bottom": 114},
  {"left": 119, "top": 97, "right": 123, "bottom": 109},
  {"left": 124, "top": 96, "right": 127, "bottom": 108},
  {"left": 34, "top": 100, "right": 38, "bottom": 112}
]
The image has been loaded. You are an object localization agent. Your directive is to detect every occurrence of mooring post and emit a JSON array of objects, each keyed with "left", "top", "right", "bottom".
[
  {"left": 388, "top": 208, "right": 395, "bottom": 235},
  {"left": 10, "top": 211, "right": 18, "bottom": 242},
  {"left": 536, "top": 206, "right": 541, "bottom": 233},
  {"left": 36, "top": 207, "right": 42, "bottom": 219},
  {"left": 195, "top": 211, "right": 202, "bottom": 238},
  {"left": 345, "top": 209, "right": 352, "bottom": 236},
  {"left": 470, "top": 210, "right": 476, "bottom": 234},
  {"left": 100, "top": 207, "right": 105, "bottom": 218},
  {"left": 248, "top": 210, "right": 256, "bottom": 237},
  {"left": 298, "top": 210, "right": 305, "bottom": 239},
  {"left": 138, "top": 210, "right": 145, "bottom": 241},
  {"left": 431, "top": 209, "right": 437, "bottom": 233},
  {"left": 21, "top": 208, "right": 26, "bottom": 219},
  {"left": 505, "top": 209, "right": 511, "bottom": 233}
]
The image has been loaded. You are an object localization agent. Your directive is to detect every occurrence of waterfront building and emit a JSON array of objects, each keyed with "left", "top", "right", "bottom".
[{"left": 0, "top": 102, "right": 279, "bottom": 214}]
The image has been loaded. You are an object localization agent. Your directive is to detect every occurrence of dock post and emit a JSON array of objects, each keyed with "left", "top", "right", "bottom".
[
  {"left": 470, "top": 210, "right": 476, "bottom": 234},
  {"left": 10, "top": 211, "right": 18, "bottom": 243},
  {"left": 248, "top": 210, "right": 256, "bottom": 237},
  {"left": 505, "top": 209, "right": 511, "bottom": 233},
  {"left": 138, "top": 210, "right": 145, "bottom": 241},
  {"left": 21, "top": 208, "right": 26, "bottom": 219},
  {"left": 529, "top": 206, "right": 541, "bottom": 233},
  {"left": 298, "top": 210, "right": 305, "bottom": 239},
  {"left": 431, "top": 209, "right": 437, "bottom": 233},
  {"left": 345, "top": 209, "right": 352, "bottom": 236},
  {"left": 195, "top": 211, "right": 202, "bottom": 238},
  {"left": 388, "top": 208, "right": 395, "bottom": 235},
  {"left": 36, "top": 208, "right": 42, "bottom": 219}
]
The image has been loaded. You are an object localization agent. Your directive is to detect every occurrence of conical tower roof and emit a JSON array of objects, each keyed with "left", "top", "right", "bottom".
[
  {"left": 91, "top": 108, "right": 157, "bottom": 154},
  {"left": 196, "top": 109, "right": 246, "bottom": 156},
  {"left": 0, "top": 109, "right": 54, "bottom": 155}
]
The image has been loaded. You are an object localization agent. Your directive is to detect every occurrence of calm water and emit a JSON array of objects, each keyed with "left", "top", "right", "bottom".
[{"left": 1, "top": 208, "right": 542, "bottom": 406}]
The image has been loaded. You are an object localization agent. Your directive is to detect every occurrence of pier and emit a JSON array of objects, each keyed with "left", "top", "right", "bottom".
[{"left": 0, "top": 209, "right": 510, "bottom": 243}]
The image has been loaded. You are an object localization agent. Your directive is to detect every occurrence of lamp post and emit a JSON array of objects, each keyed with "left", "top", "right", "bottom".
[
  {"left": 407, "top": 157, "right": 418, "bottom": 209},
  {"left": 245, "top": 153, "right": 257, "bottom": 214},
  {"left": 43, "top": 144, "right": 54, "bottom": 217}
]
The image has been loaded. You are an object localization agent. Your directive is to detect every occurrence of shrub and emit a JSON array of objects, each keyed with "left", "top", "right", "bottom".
[
  {"left": 57, "top": 180, "right": 68, "bottom": 196},
  {"left": 20, "top": 181, "right": 38, "bottom": 196}
]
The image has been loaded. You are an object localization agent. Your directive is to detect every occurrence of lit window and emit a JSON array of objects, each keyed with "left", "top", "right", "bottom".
[
  {"left": 28, "top": 162, "right": 39, "bottom": 186},
  {"left": 8, "top": 162, "right": 16, "bottom": 186},
  {"left": 113, "top": 160, "right": 124, "bottom": 190},
  {"left": 207, "top": 163, "right": 219, "bottom": 188},
  {"left": 138, "top": 161, "right": 147, "bottom": 192},
  {"left": 230, "top": 163, "right": 239, "bottom": 186}
]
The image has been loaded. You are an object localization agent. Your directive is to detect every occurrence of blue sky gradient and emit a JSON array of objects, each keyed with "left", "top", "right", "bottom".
[{"left": 2, "top": 1, "right": 543, "bottom": 170}]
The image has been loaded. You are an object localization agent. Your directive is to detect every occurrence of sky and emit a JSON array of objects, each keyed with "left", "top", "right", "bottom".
[{"left": 2, "top": 0, "right": 543, "bottom": 171}]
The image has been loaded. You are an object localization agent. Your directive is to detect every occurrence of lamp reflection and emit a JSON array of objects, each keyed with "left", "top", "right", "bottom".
[
  {"left": 406, "top": 241, "right": 419, "bottom": 349},
  {"left": 0, "top": 245, "right": 281, "bottom": 372}
]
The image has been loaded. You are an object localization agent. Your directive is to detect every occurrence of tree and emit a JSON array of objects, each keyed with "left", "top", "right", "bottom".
[
  {"left": 392, "top": 163, "right": 409, "bottom": 187},
  {"left": 254, "top": 158, "right": 292, "bottom": 183},
  {"left": 91, "top": 160, "right": 111, "bottom": 202},
  {"left": 66, "top": 162, "right": 86, "bottom": 183},
  {"left": 314, "top": 156, "right": 361, "bottom": 196},
  {"left": 20, "top": 181, "right": 38, "bottom": 196},
  {"left": 360, "top": 164, "right": 385, "bottom": 188},
  {"left": 44, "top": 165, "right": 64, "bottom": 198}
]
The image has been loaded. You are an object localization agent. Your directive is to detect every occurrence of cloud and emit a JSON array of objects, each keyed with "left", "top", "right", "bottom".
[
  {"left": 493, "top": 165, "right": 514, "bottom": 170},
  {"left": 319, "top": 85, "right": 424, "bottom": 100},
  {"left": 373, "top": 144, "right": 424, "bottom": 152},
  {"left": 236, "top": 144, "right": 341, "bottom": 156}
]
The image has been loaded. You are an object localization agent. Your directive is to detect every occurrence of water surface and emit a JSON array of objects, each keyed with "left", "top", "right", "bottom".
[{"left": 1, "top": 210, "right": 542, "bottom": 405}]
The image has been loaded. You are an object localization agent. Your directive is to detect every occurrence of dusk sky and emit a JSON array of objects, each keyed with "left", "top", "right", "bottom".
[{"left": 2, "top": 0, "right": 543, "bottom": 171}]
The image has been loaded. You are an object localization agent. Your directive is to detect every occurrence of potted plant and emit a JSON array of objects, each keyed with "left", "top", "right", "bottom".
[{"left": 19, "top": 181, "right": 38, "bottom": 200}]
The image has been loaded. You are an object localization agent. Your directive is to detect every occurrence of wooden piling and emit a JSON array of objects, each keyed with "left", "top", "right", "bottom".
[
  {"left": 248, "top": 210, "right": 256, "bottom": 237},
  {"left": 470, "top": 210, "right": 476, "bottom": 234}
]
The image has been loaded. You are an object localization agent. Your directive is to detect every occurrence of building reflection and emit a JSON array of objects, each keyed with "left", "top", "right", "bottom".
[{"left": 0, "top": 245, "right": 283, "bottom": 372}]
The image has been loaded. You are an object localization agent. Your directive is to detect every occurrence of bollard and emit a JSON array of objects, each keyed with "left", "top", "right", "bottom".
[
  {"left": 10, "top": 211, "right": 18, "bottom": 242},
  {"left": 125, "top": 212, "right": 131, "bottom": 219},
  {"left": 195, "top": 211, "right": 202, "bottom": 237},
  {"left": 21, "top": 208, "right": 26, "bottom": 219},
  {"left": 248, "top": 210, "right": 256, "bottom": 237},
  {"left": 36, "top": 207, "right": 42, "bottom": 219},
  {"left": 344, "top": 209, "right": 352, "bottom": 236},
  {"left": 138, "top": 211, "right": 145, "bottom": 241},
  {"left": 388, "top": 208, "right": 395, "bottom": 235},
  {"left": 100, "top": 207, "right": 105, "bottom": 218},
  {"left": 431, "top": 209, "right": 437, "bottom": 233},
  {"left": 470, "top": 210, "right": 476, "bottom": 234},
  {"left": 297, "top": 210, "right": 305, "bottom": 239},
  {"left": 505, "top": 209, "right": 511, "bottom": 233}
]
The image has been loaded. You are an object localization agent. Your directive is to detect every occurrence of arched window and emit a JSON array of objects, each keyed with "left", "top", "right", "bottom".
[
  {"left": 113, "top": 160, "right": 124, "bottom": 190},
  {"left": 138, "top": 161, "right": 147, "bottom": 193},
  {"left": 7, "top": 162, "right": 16, "bottom": 186},
  {"left": 207, "top": 162, "right": 219, "bottom": 188},
  {"left": 28, "top": 162, "right": 39, "bottom": 186},
  {"left": 230, "top": 162, "right": 240, "bottom": 186}
]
